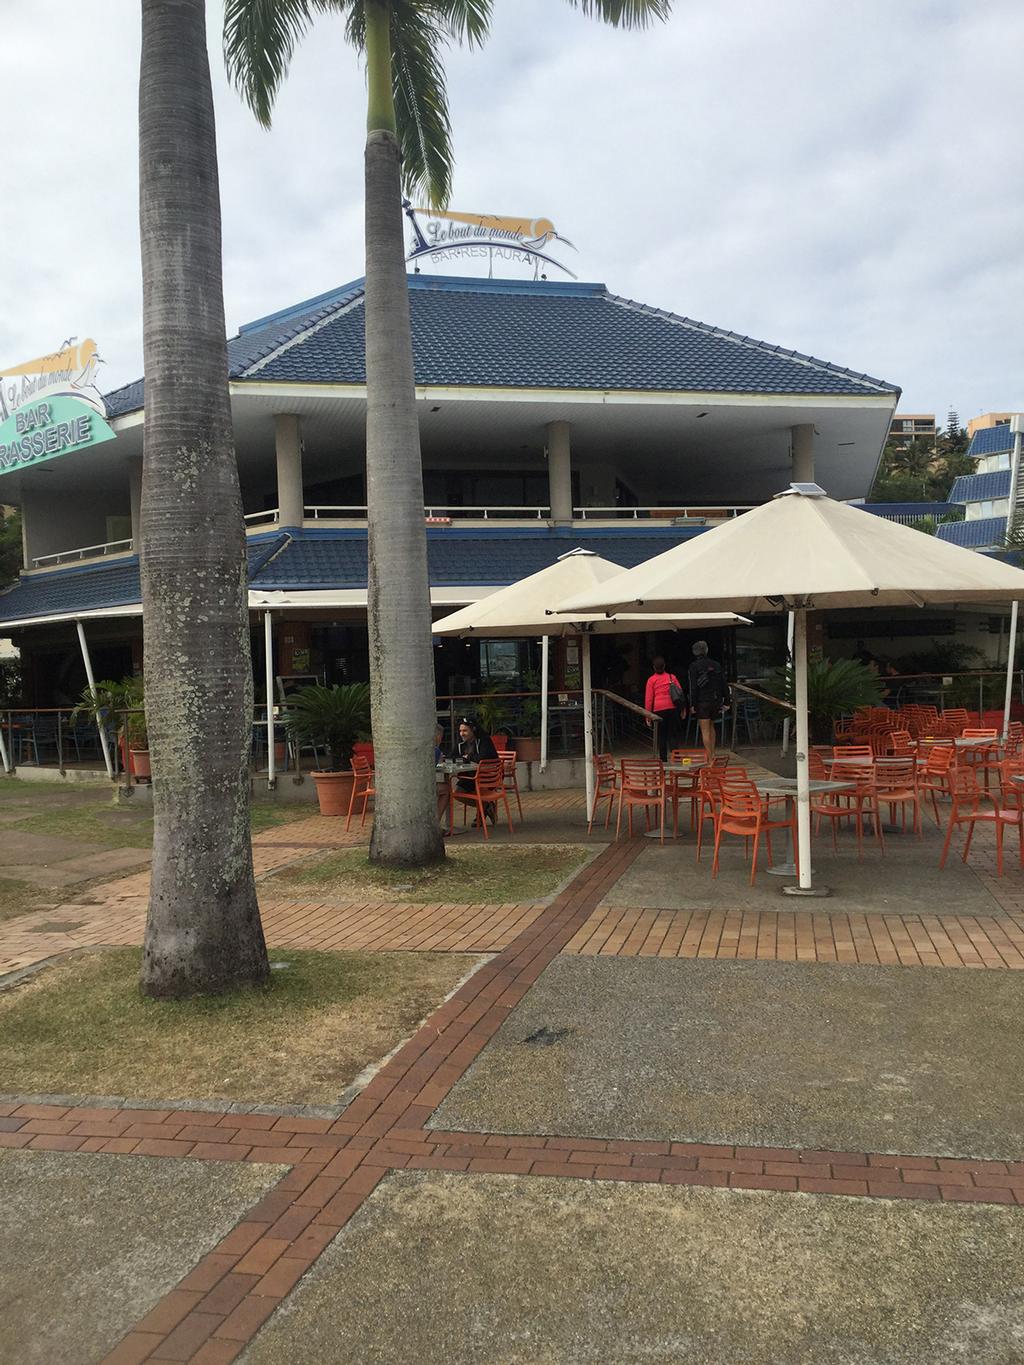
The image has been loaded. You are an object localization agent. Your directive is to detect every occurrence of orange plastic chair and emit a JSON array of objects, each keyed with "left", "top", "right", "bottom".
[
  {"left": 833, "top": 744, "right": 873, "bottom": 760},
  {"left": 496, "top": 749, "right": 524, "bottom": 822},
  {"left": 883, "top": 729, "right": 914, "bottom": 757},
  {"left": 940, "top": 767, "right": 1024, "bottom": 876},
  {"left": 875, "top": 758, "right": 922, "bottom": 837},
  {"left": 939, "top": 708, "right": 969, "bottom": 737},
  {"left": 961, "top": 728, "right": 1000, "bottom": 790},
  {"left": 452, "top": 758, "right": 514, "bottom": 840},
  {"left": 616, "top": 759, "right": 666, "bottom": 842},
  {"left": 669, "top": 747, "right": 708, "bottom": 834},
  {"left": 346, "top": 753, "right": 376, "bottom": 831},
  {"left": 588, "top": 753, "right": 619, "bottom": 834},
  {"left": 917, "top": 745, "right": 956, "bottom": 824},
  {"left": 812, "top": 760, "right": 884, "bottom": 858},
  {"left": 711, "top": 785, "right": 796, "bottom": 885}
]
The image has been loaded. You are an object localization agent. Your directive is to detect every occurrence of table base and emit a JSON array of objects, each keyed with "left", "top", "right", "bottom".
[
  {"left": 782, "top": 882, "right": 832, "bottom": 898},
  {"left": 766, "top": 862, "right": 797, "bottom": 877}
]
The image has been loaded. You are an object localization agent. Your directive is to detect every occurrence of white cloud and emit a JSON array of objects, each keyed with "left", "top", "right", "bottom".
[{"left": 2, "top": 0, "right": 1022, "bottom": 421}]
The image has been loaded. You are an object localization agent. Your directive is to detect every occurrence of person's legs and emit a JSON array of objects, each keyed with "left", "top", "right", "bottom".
[
  {"left": 655, "top": 709, "right": 674, "bottom": 761},
  {"left": 699, "top": 715, "right": 716, "bottom": 758}
]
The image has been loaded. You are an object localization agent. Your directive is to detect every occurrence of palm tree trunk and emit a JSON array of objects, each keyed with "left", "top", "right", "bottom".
[
  {"left": 363, "top": 0, "right": 445, "bottom": 867},
  {"left": 137, "top": 0, "right": 268, "bottom": 996}
]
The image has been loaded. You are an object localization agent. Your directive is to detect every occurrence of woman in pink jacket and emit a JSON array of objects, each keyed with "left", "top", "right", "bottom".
[{"left": 644, "top": 656, "right": 683, "bottom": 761}]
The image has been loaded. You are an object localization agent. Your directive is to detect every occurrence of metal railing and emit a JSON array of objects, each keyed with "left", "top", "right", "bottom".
[
  {"left": 244, "top": 509, "right": 281, "bottom": 527},
  {"left": 572, "top": 504, "right": 755, "bottom": 521},
  {"left": 304, "top": 504, "right": 552, "bottom": 521},
  {"left": 31, "top": 539, "right": 134, "bottom": 569}
]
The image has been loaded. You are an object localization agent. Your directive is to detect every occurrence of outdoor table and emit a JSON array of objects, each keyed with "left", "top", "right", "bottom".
[
  {"left": 755, "top": 777, "right": 857, "bottom": 877},
  {"left": 643, "top": 758, "right": 709, "bottom": 839},
  {"left": 436, "top": 761, "right": 479, "bottom": 835}
]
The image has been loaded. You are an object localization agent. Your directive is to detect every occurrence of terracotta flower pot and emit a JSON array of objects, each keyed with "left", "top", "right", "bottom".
[
  {"left": 129, "top": 748, "right": 151, "bottom": 782},
  {"left": 513, "top": 736, "right": 542, "bottom": 762},
  {"left": 311, "top": 770, "right": 356, "bottom": 817}
]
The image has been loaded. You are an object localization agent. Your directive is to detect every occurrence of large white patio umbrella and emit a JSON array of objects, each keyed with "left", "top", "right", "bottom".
[
  {"left": 432, "top": 549, "right": 749, "bottom": 817},
  {"left": 556, "top": 485, "right": 1024, "bottom": 894}
]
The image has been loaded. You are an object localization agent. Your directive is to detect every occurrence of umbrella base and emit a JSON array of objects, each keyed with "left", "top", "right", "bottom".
[{"left": 781, "top": 883, "right": 832, "bottom": 899}]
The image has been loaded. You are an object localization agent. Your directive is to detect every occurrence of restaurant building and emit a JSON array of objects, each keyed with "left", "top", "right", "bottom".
[{"left": 0, "top": 272, "right": 900, "bottom": 707}]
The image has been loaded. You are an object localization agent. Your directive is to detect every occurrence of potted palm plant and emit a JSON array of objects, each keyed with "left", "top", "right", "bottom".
[
  {"left": 284, "top": 683, "right": 372, "bottom": 816},
  {"left": 72, "top": 676, "right": 144, "bottom": 776},
  {"left": 765, "top": 653, "right": 884, "bottom": 744},
  {"left": 475, "top": 682, "right": 514, "bottom": 752}
]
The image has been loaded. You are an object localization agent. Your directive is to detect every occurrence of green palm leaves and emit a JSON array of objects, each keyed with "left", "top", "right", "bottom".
[{"left": 224, "top": 0, "right": 670, "bottom": 204}]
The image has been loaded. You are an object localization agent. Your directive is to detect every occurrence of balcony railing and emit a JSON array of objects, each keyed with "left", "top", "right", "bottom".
[
  {"left": 304, "top": 504, "right": 552, "bottom": 521},
  {"left": 572, "top": 505, "right": 755, "bottom": 521},
  {"left": 32, "top": 538, "right": 134, "bottom": 569},
  {"left": 243, "top": 509, "right": 282, "bottom": 527}
]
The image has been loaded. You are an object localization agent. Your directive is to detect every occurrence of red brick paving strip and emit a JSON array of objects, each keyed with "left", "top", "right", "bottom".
[{"left": 0, "top": 836, "right": 1007, "bottom": 1363}]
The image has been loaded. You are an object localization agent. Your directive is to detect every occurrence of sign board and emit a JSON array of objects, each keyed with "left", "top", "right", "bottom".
[
  {"left": 0, "top": 338, "right": 107, "bottom": 423},
  {"left": 405, "top": 205, "right": 577, "bottom": 280},
  {"left": 0, "top": 394, "right": 116, "bottom": 477}
]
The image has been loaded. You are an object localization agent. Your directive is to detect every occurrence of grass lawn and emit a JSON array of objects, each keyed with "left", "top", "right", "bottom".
[
  {"left": 0, "top": 778, "right": 312, "bottom": 844},
  {"left": 0, "top": 947, "right": 479, "bottom": 1105},
  {"left": 267, "top": 843, "right": 590, "bottom": 903},
  {"left": 0, "top": 877, "right": 44, "bottom": 926}
]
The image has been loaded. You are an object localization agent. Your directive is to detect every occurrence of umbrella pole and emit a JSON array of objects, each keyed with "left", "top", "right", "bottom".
[
  {"left": 783, "top": 607, "right": 827, "bottom": 897},
  {"left": 1002, "top": 601, "right": 1018, "bottom": 741},
  {"left": 582, "top": 633, "right": 595, "bottom": 821},
  {"left": 540, "top": 636, "right": 549, "bottom": 772}
]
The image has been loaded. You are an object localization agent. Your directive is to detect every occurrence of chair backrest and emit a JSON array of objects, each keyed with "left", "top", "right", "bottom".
[
  {"left": 620, "top": 759, "right": 665, "bottom": 792},
  {"left": 497, "top": 749, "right": 518, "bottom": 777},
  {"left": 833, "top": 745, "right": 872, "bottom": 759},
  {"left": 594, "top": 752, "right": 616, "bottom": 779},
  {"left": 924, "top": 745, "right": 955, "bottom": 774},
  {"left": 885, "top": 730, "right": 914, "bottom": 755},
  {"left": 809, "top": 752, "right": 828, "bottom": 780},
  {"left": 351, "top": 754, "right": 373, "bottom": 778},
  {"left": 718, "top": 790, "right": 762, "bottom": 827},
  {"left": 963, "top": 728, "right": 998, "bottom": 740},
  {"left": 474, "top": 758, "right": 504, "bottom": 791},
  {"left": 876, "top": 758, "right": 916, "bottom": 790},
  {"left": 949, "top": 766, "right": 982, "bottom": 803}
]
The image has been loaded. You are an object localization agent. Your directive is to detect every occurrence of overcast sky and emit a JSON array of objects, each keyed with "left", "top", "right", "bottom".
[{"left": 2, "top": 0, "right": 1022, "bottom": 422}]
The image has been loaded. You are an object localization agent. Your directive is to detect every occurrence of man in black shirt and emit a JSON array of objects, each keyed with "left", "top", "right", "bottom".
[{"left": 687, "top": 640, "right": 729, "bottom": 758}]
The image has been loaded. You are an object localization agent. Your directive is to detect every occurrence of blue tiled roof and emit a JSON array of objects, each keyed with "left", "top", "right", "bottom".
[
  {"left": 937, "top": 517, "right": 1006, "bottom": 550},
  {"left": 0, "top": 526, "right": 707, "bottom": 626},
  {"left": 0, "top": 536, "right": 288, "bottom": 626},
  {"left": 252, "top": 526, "right": 707, "bottom": 590},
  {"left": 0, "top": 558, "right": 141, "bottom": 623},
  {"left": 948, "top": 470, "right": 1011, "bottom": 505},
  {"left": 104, "top": 275, "right": 899, "bottom": 418},
  {"left": 968, "top": 425, "right": 1015, "bottom": 457}
]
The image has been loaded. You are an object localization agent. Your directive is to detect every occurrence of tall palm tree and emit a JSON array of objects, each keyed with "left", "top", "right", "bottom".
[
  {"left": 225, "top": 0, "right": 672, "bottom": 867},
  {"left": 138, "top": 0, "right": 269, "bottom": 995}
]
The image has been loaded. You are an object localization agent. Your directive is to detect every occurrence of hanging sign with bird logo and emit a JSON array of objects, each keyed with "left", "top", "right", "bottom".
[
  {"left": 0, "top": 338, "right": 115, "bottom": 476},
  {"left": 405, "top": 205, "right": 577, "bottom": 280}
]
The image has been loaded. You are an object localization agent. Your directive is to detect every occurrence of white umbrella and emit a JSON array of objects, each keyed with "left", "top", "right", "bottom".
[
  {"left": 432, "top": 549, "right": 750, "bottom": 818},
  {"left": 556, "top": 484, "right": 1024, "bottom": 893}
]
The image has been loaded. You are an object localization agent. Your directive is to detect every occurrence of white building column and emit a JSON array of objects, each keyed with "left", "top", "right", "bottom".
[
  {"left": 791, "top": 424, "right": 815, "bottom": 483},
  {"left": 546, "top": 420, "right": 573, "bottom": 524},
  {"left": 274, "top": 414, "right": 304, "bottom": 528},
  {"left": 129, "top": 459, "right": 144, "bottom": 551}
]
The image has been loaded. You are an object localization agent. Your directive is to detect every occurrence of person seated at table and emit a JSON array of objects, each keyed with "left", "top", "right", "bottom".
[
  {"left": 434, "top": 724, "right": 446, "bottom": 763},
  {"left": 456, "top": 718, "right": 498, "bottom": 824}
]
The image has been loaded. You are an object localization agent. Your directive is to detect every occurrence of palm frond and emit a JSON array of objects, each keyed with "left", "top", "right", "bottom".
[
  {"left": 224, "top": 0, "right": 343, "bottom": 128},
  {"left": 390, "top": 2, "right": 456, "bottom": 205},
  {"left": 434, "top": 0, "right": 494, "bottom": 46},
  {"left": 562, "top": 0, "right": 673, "bottom": 28}
]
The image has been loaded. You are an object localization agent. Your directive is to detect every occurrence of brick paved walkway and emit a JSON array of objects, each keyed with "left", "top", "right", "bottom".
[{"left": 4, "top": 783, "right": 1024, "bottom": 1360}]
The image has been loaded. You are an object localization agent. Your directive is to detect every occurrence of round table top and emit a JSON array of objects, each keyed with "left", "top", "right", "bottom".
[
  {"left": 756, "top": 777, "right": 856, "bottom": 796},
  {"left": 436, "top": 761, "right": 478, "bottom": 774},
  {"left": 954, "top": 736, "right": 1000, "bottom": 747}
]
